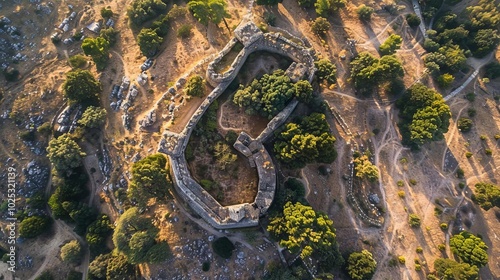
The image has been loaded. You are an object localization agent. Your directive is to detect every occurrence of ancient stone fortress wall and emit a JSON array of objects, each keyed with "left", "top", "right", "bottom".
[{"left": 159, "top": 21, "right": 316, "bottom": 229}]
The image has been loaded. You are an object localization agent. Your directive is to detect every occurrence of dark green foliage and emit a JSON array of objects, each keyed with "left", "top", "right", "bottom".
[
  {"left": 274, "top": 113, "right": 336, "bottom": 169},
  {"left": 19, "top": 215, "right": 52, "bottom": 238},
  {"left": 347, "top": 250, "right": 377, "bottom": 280},
  {"left": 379, "top": 34, "right": 402, "bottom": 55},
  {"left": 3, "top": 67, "right": 19, "bottom": 82},
  {"left": 233, "top": 70, "right": 295, "bottom": 119},
  {"left": 69, "top": 203, "right": 97, "bottom": 235},
  {"left": 357, "top": 5, "right": 374, "bottom": 21},
  {"left": 151, "top": 16, "right": 169, "bottom": 37},
  {"left": 106, "top": 254, "right": 135, "bottom": 280},
  {"left": 485, "top": 62, "right": 500, "bottom": 79},
  {"left": 212, "top": 237, "right": 235, "bottom": 259},
  {"left": 350, "top": 52, "right": 404, "bottom": 94},
  {"left": 100, "top": 27, "right": 119, "bottom": 47},
  {"left": 273, "top": 178, "right": 307, "bottom": 212},
  {"left": 127, "top": 154, "right": 172, "bottom": 208},
  {"left": 188, "top": 0, "right": 231, "bottom": 32},
  {"left": 469, "top": 29, "right": 500, "bottom": 57},
  {"left": 62, "top": 69, "right": 101, "bottom": 105},
  {"left": 113, "top": 207, "right": 169, "bottom": 264},
  {"left": 294, "top": 80, "right": 313, "bottom": 103},
  {"left": 424, "top": 44, "right": 466, "bottom": 74},
  {"left": 127, "top": 0, "right": 167, "bottom": 26},
  {"left": 315, "top": 0, "right": 346, "bottom": 17},
  {"left": 298, "top": 0, "right": 314, "bottom": 7},
  {"left": 464, "top": 92, "right": 476, "bottom": 102},
  {"left": 19, "top": 130, "right": 35, "bottom": 142},
  {"left": 67, "top": 271, "right": 83, "bottom": 280},
  {"left": 471, "top": 182, "right": 500, "bottom": 210},
  {"left": 89, "top": 253, "right": 111, "bottom": 279},
  {"left": 314, "top": 59, "right": 336, "bottom": 84},
  {"left": 48, "top": 172, "right": 88, "bottom": 219},
  {"left": 69, "top": 55, "right": 87, "bottom": 69},
  {"left": 466, "top": 0, "right": 500, "bottom": 31},
  {"left": 423, "top": 38, "right": 441, "bottom": 52},
  {"left": 78, "top": 106, "right": 107, "bottom": 129},
  {"left": 406, "top": 13, "right": 421, "bottom": 27},
  {"left": 137, "top": 28, "right": 163, "bottom": 57},
  {"left": 26, "top": 191, "right": 46, "bottom": 209},
  {"left": 264, "top": 12, "right": 277, "bottom": 26},
  {"left": 47, "top": 134, "right": 85, "bottom": 174},
  {"left": 34, "top": 271, "right": 54, "bottom": 280},
  {"left": 86, "top": 214, "right": 114, "bottom": 253},
  {"left": 311, "top": 17, "right": 330, "bottom": 36},
  {"left": 268, "top": 202, "right": 343, "bottom": 269},
  {"left": 457, "top": 117, "right": 473, "bottom": 132},
  {"left": 450, "top": 231, "right": 488, "bottom": 267},
  {"left": 82, "top": 37, "right": 110, "bottom": 71},
  {"left": 408, "top": 213, "right": 421, "bottom": 227},
  {"left": 262, "top": 263, "right": 300, "bottom": 280},
  {"left": 353, "top": 154, "right": 379, "bottom": 182},
  {"left": 437, "top": 73, "right": 455, "bottom": 88},
  {"left": 185, "top": 75, "right": 205, "bottom": 97},
  {"left": 397, "top": 83, "right": 451, "bottom": 147},
  {"left": 177, "top": 24, "right": 192, "bottom": 38},
  {"left": 202, "top": 261, "right": 210, "bottom": 271},
  {"left": 60, "top": 240, "right": 82, "bottom": 264},
  {"left": 433, "top": 258, "right": 479, "bottom": 280},
  {"left": 225, "top": 130, "right": 238, "bottom": 144},
  {"left": 101, "top": 7, "right": 114, "bottom": 19}
]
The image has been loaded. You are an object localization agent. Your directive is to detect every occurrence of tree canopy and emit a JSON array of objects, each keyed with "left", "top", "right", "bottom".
[
  {"left": 357, "top": 5, "right": 374, "bottom": 21},
  {"left": 472, "top": 182, "right": 500, "bottom": 210},
  {"left": 315, "top": 0, "right": 346, "bottom": 17},
  {"left": 350, "top": 52, "right": 404, "bottom": 94},
  {"left": 274, "top": 113, "right": 337, "bottom": 169},
  {"left": 19, "top": 215, "right": 52, "bottom": 238},
  {"left": 433, "top": 258, "right": 479, "bottom": 280},
  {"left": 86, "top": 214, "right": 114, "bottom": 253},
  {"left": 137, "top": 28, "right": 163, "bottom": 57},
  {"left": 185, "top": 75, "right": 205, "bottom": 97},
  {"left": 379, "top": 34, "right": 402, "bottom": 55},
  {"left": 450, "top": 231, "right": 488, "bottom": 267},
  {"left": 314, "top": 59, "right": 337, "bottom": 84},
  {"left": 311, "top": 17, "right": 330, "bottom": 36},
  {"left": 127, "top": 154, "right": 172, "bottom": 208},
  {"left": 60, "top": 240, "right": 83, "bottom": 264},
  {"left": 396, "top": 83, "right": 451, "bottom": 147},
  {"left": 78, "top": 106, "right": 107, "bottom": 129},
  {"left": 81, "top": 37, "right": 110, "bottom": 71},
  {"left": 63, "top": 69, "right": 101, "bottom": 105},
  {"left": 268, "top": 201, "right": 343, "bottom": 268},
  {"left": 47, "top": 134, "right": 86, "bottom": 174},
  {"left": 188, "top": 0, "right": 231, "bottom": 32},
  {"left": 127, "top": 0, "right": 168, "bottom": 26},
  {"left": 353, "top": 154, "right": 379, "bottom": 182},
  {"left": 347, "top": 250, "right": 377, "bottom": 280},
  {"left": 89, "top": 253, "right": 135, "bottom": 280}
]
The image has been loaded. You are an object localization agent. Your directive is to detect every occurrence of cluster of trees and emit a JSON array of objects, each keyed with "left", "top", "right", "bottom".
[
  {"left": 112, "top": 207, "right": 170, "bottom": 264},
  {"left": 78, "top": 106, "right": 107, "bottom": 129},
  {"left": 472, "top": 182, "right": 500, "bottom": 210},
  {"left": 356, "top": 5, "right": 374, "bottom": 21},
  {"left": 396, "top": 83, "right": 451, "bottom": 148},
  {"left": 353, "top": 153, "right": 379, "bottom": 182},
  {"left": 314, "top": 58, "right": 337, "bottom": 84},
  {"left": 188, "top": 0, "right": 231, "bottom": 33},
  {"left": 82, "top": 37, "right": 110, "bottom": 71},
  {"left": 63, "top": 70, "right": 102, "bottom": 106},
  {"left": 233, "top": 70, "right": 313, "bottom": 118},
  {"left": 274, "top": 113, "right": 337, "bottom": 169},
  {"left": 444, "top": 231, "right": 489, "bottom": 275},
  {"left": 127, "top": 154, "right": 172, "bottom": 208},
  {"left": 47, "top": 134, "right": 86, "bottom": 175},
  {"left": 268, "top": 202, "right": 343, "bottom": 271},
  {"left": 432, "top": 257, "right": 479, "bottom": 280},
  {"left": 19, "top": 215, "right": 52, "bottom": 238},
  {"left": 127, "top": 0, "right": 168, "bottom": 26},
  {"left": 379, "top": 34, "right": 402, "bottom": 55},
  {"left": 86, "top": 214, "right": 114, "bottom": 254},
  {"left": 89, "top": 253, "right": 135, "bottom": 280},
  {"left": 257, "top": 0, "right": 345, "bottom": 17},
  {"left": 349, "top": 52, "right": 404, "bottom": 95}
]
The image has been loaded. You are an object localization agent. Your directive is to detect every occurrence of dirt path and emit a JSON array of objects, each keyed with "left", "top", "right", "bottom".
[{"left": 441, "top": 100, "right": 468, "bottom": 171}]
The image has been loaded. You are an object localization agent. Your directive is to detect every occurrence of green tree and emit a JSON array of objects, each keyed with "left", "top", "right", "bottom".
[
  {"left": 311, "top": 17, "right": 330, "bottom": 36},
  {"left": 100, "top": 27, "right": 119, "bottom": 47},
  {"left": 450, "top": 231, "right": 488, "bottom": 267},
  {"left": 188, "top": 0, "right": 231, "bottom": 33},
  {"left": 213, "top": 141, "right": 237, "bottom": 170},
  {"left": 457, "top": 117, "right": 473, "bottom": 132},
  {"left": 78, "top": 106, "right": 107, "bottom": 129},
  {"left": 212, "top": 237, "right": 235, "bottom": 259},
  {"left": 353, "top": 155, "right": 379, "bottom": 182},
  {"left": 469, "top": 29, "right": 500, "bottom": 57},
  {"left": 350, "top": 52, "right": 404, "bottom": 93},
  {"left": 357, "top": 5, "right": 374, "bottom": 21},
  {"left": 89, "top": 253, "right": 111, "bottom": 279},
  {"left": 137, "top": 28, "right": 163, "bottom": 57},
  {"left": 86, "top": 214, "right": 114, "bottom": 253},
  {"left": 466, "top": 0, "right": 500, "bottom": 31},
  {"left": 315, "top": 0, "right": 346, "bottom": 17},
  {"left": 127, "top": 0, "right": 167, "bottom": 26},
  {"left": 298, "top": 0, "right": 314, "bottom": 8},
  {"left": 63, "top": 69, "right": 101, "bottom": 105},
  {"left": 185, "top": 75, "right": 205, "bottom": 97},
  {"left": 347, "top": 250, "right": 377, "bottom": 280},
  {"left": 408, "top": 213, "right": 421, "bottom": 227},
  {"left": 101, "top": 7, "right": 114, "bottom": 19},
  {"left": 82, "top": 37, "right": 110, "bottom": 71},
  {"left": 294, "top": 80, "right": 313, "bottom": 103},
  {"left": 406, "top": 13, "right": 421, "bottom": 27},
  {"left": 19, "top": 215, "right": 52, "bottom": 238},
  {"left": 177, "top": 24, "right": 193, "bottom": 38},
  {"left": 60, "top": 240, "right": 82, "bottom": 264},
  {"left": 437, "top": 73, "right": 455, "bottom": 88},
  {"left": 268, "top": 202, "right": 343, "bottom": 267},
  {"left": 434, "top": 258, "right": 479, "bottom": 280},
  {"left": 69, "top": 55, "right": 87, "bottom": 69},
  {"left": 471, "top": 182, "right": 500, "bottom": 210},
  {"left": 106, "top": 254, "right": 135, "bottom": 280},
  {"left": 314, "top": 59, "right": 337, "bottom": 84},
  {"left": 379, "top": 34, "right": 402, "bottom": 55},
  {"left": 47, "top": 134, "right": 86, "bottom": 174},
  {"left": 127, "top": 154, "right": 172, "bottom": 207}
]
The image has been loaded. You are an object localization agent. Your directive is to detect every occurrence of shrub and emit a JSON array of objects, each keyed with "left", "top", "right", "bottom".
[
  {"left": 167, "top": 4, "right": 187, "bottom": 20},
  {"left": 457, "top": 117, "right": 473, "bottom": 132},
  {"left": 480, "top": 135, "right": 487, "bottom": 140},
  {"left": 264, "top": 12, "right": 276, "bottom": 26},
  {"left": 202, "top": 261, "right": 210, "bottom": 271},
  {"left": 406, "top": 13, "right": 421, "bottom": 27},
  {"left": 465, "top": 152, "right": 473, "bottom": 158},
  {"left": 212, "top": 237, "right": 235, "bottom": 259},
  {"left": 37, "top": 122, "right": 52, "bottom": 135},
  {"left": 467, "top": 108, "right": 476, "bottom": 117},
  {"left": 415, "top": 264, "right": 422, "bottom": 271},
  {"left": 185, "top": 75, "right": 205, "bottom": 97},
  {"left": 464, "top": 92, "right": 475, "bottom": 102},
  {"left": 356, "top": 5, "right": 374, "bottom": 21},
  {"left": 398, "top": 256, "right": 406, "bottom": 264},
  {"left": 409, "top": 214, "right": 421, "bottom": 227},
  {"left": 494, "top": 134, "right": 500, "bottom": 140},
  {"left": 409, "top": 179, "right": 417, "bottom": 186},
  {"left": 440, "top": 223, "right": 449, "bottom": 230},
  {"left": 69, "top": 55, "right": 87, "bottom": 68},
  {"left": 437, "top": 73, "right": 455, "bottom": 88},
  {"left": 177, "top": 24, "right": 192, "bottom": 38},
  {"left": 485, "top": 149, "right": 492, "bottom": 155},
  {"left": 101, "top": 7, "right": 113, "bottom": 19},
  {"left": 397, "top": 180, "right": 404, "bottom": 187},
  {"left": 456, "top": 168, "right": 464, "bottom": 179},
  {"left": 314, "top": 59, "right": 337, "bottom": 84},
  {"left": 438, "top": 244, "right": 446, "bottom": 251},
  {"left": 398, "top": 191, "right": 405, "bottom": 198},
  {"left": 19, "top": 130, "right": 35, "bottom": 142},
  {"left": 311, "top": 17, "right": 330, "bottom": 36},
  {"left": 416, "top": 246, "right": 423, "bottom": 253}
]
